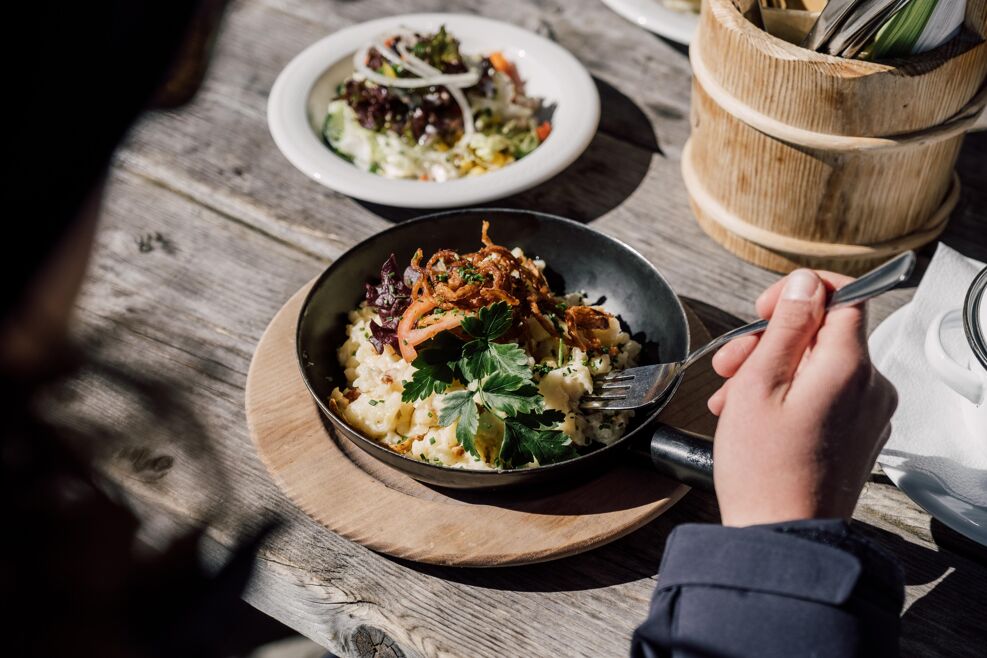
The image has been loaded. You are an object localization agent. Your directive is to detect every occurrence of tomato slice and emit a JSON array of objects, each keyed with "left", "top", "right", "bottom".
[{"left": 536, "top": 121, "right": 552, "bottom": 142}]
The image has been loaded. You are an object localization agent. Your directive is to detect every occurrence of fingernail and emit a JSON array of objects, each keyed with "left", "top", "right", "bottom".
[{"left": 781, "top": 269, "right": 820, "bottom": 301}]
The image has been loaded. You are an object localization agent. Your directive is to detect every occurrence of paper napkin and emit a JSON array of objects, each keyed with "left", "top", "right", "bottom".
[{"left": 874, "top": 244, "right": 987, "bottom": 507}]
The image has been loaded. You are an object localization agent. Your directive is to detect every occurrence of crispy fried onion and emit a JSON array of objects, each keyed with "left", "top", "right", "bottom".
[
  {"left": 396, "top": 221, "right": 613, "bottom": 361},
  {"left": 564, "top": 306, "right": 613, "bottom": 352}
]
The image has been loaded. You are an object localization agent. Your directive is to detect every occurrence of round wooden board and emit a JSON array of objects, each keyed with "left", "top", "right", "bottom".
[{"left": 246, "top": 282, "right": 721, "bottom": 567}]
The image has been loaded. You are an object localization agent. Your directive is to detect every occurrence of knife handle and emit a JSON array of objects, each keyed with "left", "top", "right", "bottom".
[{"left": 629, "top": 425, "right": 715, "bottom": 491}]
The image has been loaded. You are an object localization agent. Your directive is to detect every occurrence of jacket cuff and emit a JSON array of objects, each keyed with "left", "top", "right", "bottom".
[{"left": 657, "top": 520, "right": 903, "bottom": 608}]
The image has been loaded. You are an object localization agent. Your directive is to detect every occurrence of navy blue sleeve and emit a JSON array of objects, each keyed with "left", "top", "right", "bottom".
[{"left": 631, "top": 519, "right": 905, "bottom": 658}]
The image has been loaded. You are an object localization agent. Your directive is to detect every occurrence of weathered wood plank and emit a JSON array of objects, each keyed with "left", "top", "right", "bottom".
[
  {"left": 115, "top": 0, "right": 694, "bottom": 255},
  {"left": 50, "top": 170, "right": 678, "bottom": 658},
  {"left": 115, "top": 0, "right": 986, "bottom": 331},
  {"left": 49, "top": 165, "right": 986, "bottom": 658},
  {"left": 44, "top": 0, "right": 987, "bottom": 656}
]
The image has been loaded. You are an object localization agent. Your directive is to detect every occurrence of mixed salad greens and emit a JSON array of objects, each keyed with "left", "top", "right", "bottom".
[{"left": 323, "top": 26, "right": 552, "bottom": 181}]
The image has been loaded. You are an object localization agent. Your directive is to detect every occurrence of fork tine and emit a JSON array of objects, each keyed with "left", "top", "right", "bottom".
[
  {"left": 597, "top": 381, "right": 631, "bottom": 392},
  {"left": 580, "top": 399, "right": 630, "bottom": 411},
  {"left": 581, "top": 393, "right": 627, "bottom": 402},
  {"left": 582, "top": 364, "right": 677, "bottom": 411}
]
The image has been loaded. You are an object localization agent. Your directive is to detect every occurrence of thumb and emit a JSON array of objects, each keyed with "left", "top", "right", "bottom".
[{"left": 742, "top": 269, "right": 826, "bottom": 390}]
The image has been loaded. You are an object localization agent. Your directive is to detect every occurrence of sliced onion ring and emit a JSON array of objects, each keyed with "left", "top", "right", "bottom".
[
  {"left": 350, "top": 41, "right": 481, "bottom": 91},
  {"left": 347, "top": 29, "right": 478, "bottom": 138},
  {"left": 394, "top": 39, "right": 475, "bottom": 136}
]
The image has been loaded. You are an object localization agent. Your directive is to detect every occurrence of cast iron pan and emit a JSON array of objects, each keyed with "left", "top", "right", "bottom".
[{"left": 296, "top": 209, "right": 714, "bottom": 490}]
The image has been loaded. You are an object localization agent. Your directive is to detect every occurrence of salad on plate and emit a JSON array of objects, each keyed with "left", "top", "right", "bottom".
[{"left": 323, "top": 26, "right": 552, "bottom": 181}]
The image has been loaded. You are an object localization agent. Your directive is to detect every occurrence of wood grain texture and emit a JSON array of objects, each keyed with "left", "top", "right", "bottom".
[
  {"left": 40, "top": 0, "right": 987, "bottom": 655},
  {"left": 711, "top": 0, "right": 987, "bottom": 136},
  {"left": 247, "top": 284, "right": 718, "bottom": 566},
  {"left": 686, "top": 0, "right": 987, "bottom": 274}
]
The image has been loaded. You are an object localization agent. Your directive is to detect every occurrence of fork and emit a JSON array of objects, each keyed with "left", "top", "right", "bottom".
[{"left": 581, "top": 251, "right": 917, "bottom": 412}]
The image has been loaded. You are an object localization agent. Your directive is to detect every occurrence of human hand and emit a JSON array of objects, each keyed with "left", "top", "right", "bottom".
[{"left": 707, "top": 269, "right": 897, "bottom": 527}]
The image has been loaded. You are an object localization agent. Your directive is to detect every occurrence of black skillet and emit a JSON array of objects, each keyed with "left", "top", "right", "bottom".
[{"left": 296, "top": 209, "right": 715, "bottom": 490}]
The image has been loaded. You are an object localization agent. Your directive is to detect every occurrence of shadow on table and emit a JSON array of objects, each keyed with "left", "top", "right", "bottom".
[
  {"left": 390, "top": 510, "right": 672, "bottom": 592},
  {"left": 939, "top": 129, "right": 987, "bottom": 265},
  {"left": 854, "top": 521, "right": 987, "bottom": 656},
  {"left": 654, "top": 34, "right": 689, "bottom": 58},
  {"left": 898, "top": 129, "right": 987, "bottom": 292},
  {"left": 392, "top": 486, "right": 723, "bottom": 593},
  {"left": 356, "top": 77, "right": 661, "bottom": 224},
  {"left": 43, "top": 343, "right": 232, "bottom": 512},
  {"left": 396, "top": 512, "right": 987, "bottom": 655},
  {"left": 680, "top": 296, "right": 746, "bottom": 336}
]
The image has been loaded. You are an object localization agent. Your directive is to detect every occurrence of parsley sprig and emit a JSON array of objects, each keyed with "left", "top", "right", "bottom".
[{"left": 401, "top": 302, "right": 576, "bottom": 468}]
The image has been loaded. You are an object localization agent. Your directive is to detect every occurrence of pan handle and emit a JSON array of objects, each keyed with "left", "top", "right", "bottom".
[{"left": 629, "top": 424, "right": 714, "bottom": 491}]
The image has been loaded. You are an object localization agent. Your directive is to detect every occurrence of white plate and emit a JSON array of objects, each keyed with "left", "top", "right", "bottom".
[
  {"left": 599, "top": 0, "right": 699, "bottom": 45},
  {"left": 870, "top": 303, "right": 987, "bottom": 547},
  {"left": 267, "top": 14, "right": 600, "bottom": 208}
]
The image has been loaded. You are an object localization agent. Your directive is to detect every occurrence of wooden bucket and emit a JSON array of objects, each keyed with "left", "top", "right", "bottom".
[{"left": 684, "top": 0, "right": 987, "bottom": 275}]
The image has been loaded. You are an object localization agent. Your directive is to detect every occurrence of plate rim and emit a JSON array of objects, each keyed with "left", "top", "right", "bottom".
[
  {"left": 598, "top": 0, "right": 699, "bottom": 45},
  {"left": 267, "top": 12, "right": 601, "bottom": 208}
]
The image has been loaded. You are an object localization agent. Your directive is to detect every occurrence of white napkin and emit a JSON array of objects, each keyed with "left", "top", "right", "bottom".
[{"left": 874, "top": 243, "right": 987, "bottom": 507}]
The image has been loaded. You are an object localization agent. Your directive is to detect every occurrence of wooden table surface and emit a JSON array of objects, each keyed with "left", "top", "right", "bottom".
[{"left": 53, "top": 0, "right": 987, "bottom": 656}]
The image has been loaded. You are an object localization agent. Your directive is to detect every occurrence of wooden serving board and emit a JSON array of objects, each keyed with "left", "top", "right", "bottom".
[{"left": 246, "top": 282, "right": 721, "bottom": 567}]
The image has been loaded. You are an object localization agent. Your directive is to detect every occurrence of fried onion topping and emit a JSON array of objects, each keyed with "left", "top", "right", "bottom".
[{"left": 395, "top": 221, "right": 613, "bottom": 361}]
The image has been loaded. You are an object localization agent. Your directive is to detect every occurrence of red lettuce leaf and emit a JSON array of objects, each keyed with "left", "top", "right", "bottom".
[{"left": 364, "top": 254, "right": 414, "bottom": 353}]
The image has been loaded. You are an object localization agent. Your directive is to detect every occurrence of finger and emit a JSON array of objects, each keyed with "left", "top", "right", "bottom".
[
  {"left": 794, "top": 304, "right": 869, "bottom": 397},
  {"left": 813, "top": 303, "right": 869, "bottom": 355},
  {"left": 711, "top": 334, "right": 760, "bottom": 378},
  {"left": 741, "top": 269, "right": 826, "bottom": 391},
  {"left": 708, "top": 384, "right": 727, "bottom": 416},
  {"left": 755, "top": 270, "right": 857, "bottom": 320},
  {"left": 716, "top": 271, "right": 850, "bottom": 380}
]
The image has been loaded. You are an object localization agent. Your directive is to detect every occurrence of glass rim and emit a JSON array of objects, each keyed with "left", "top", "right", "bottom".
[{"left": 964, "top": 266, "right": 987, "bottom": 371}]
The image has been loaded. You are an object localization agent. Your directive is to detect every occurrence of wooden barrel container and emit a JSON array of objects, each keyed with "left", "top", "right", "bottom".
[{"left": 684, "top": 0, "right": 987, "bottom": 274}]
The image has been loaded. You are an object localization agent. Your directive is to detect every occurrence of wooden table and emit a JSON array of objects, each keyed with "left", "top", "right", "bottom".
[{"left": 55, "top": 0, "right": 987, "bottom": 656}]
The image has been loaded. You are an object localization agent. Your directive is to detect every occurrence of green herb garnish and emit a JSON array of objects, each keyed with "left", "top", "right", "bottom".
[
  {"left": 401, "top": 333, "right": 461, "bottom": 403},
  {"left": 500, "top": 410, "right": 574, "bottom": 467},
  {"left": 438, "top": 389, "right": 481, "bottom": 455},
  {"left": 457, "top": 264, "right": 487, "bottom": 286},
  {"left": 532, "top": 363, "right": 553, "bottom": 377},
  {"left": 401, "top": 301, "right": 576, "bottom": 467},
  {"left": 410, "top": 25, "right": 463, "bottom": 70}
]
